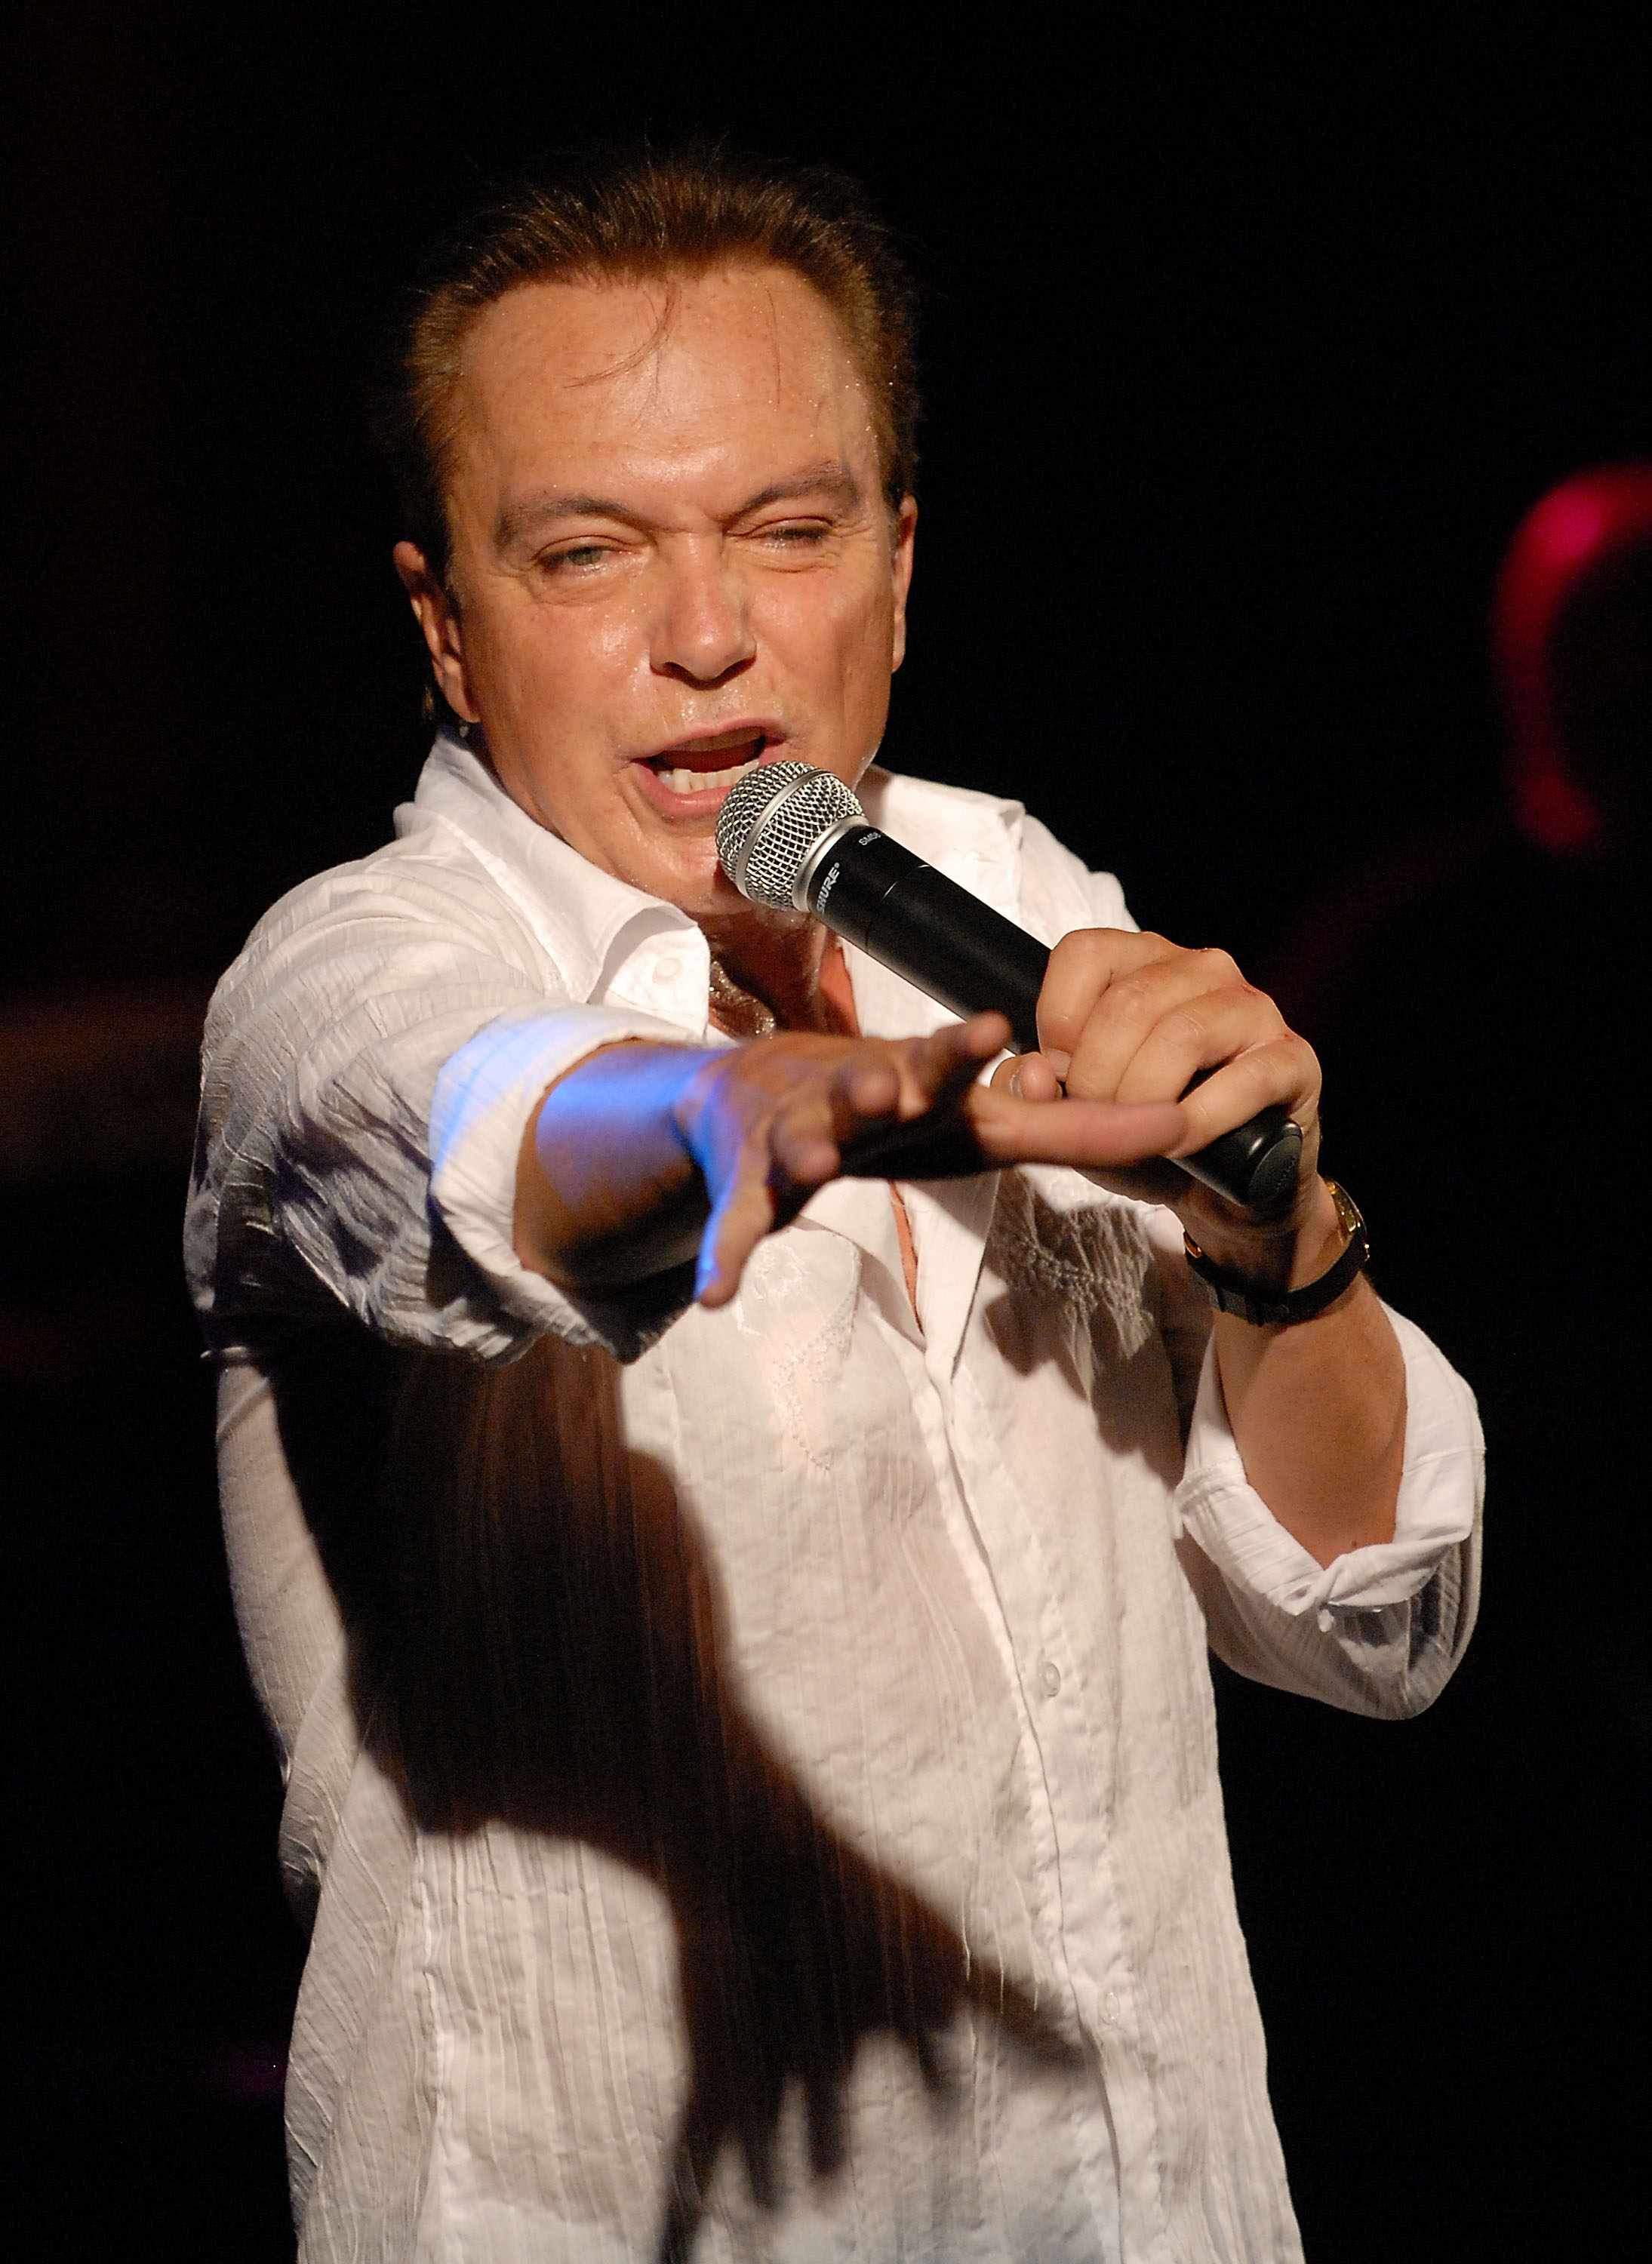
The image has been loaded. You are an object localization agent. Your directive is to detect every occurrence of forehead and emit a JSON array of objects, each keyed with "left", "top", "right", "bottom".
[{"left": 448, "top": 264, "right": 878, "bottom": 510}]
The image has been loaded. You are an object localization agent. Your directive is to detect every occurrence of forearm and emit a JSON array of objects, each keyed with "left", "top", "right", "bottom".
[
  {"left": 515, "top": 1017, "right": 1189, "bottom": 1312},
  {"left": 1210, "top": 1181, "right": 1406, "bottom": 1564},
  {"left": 513, "top": 1041, "right": 718, "bottom": 1290}
]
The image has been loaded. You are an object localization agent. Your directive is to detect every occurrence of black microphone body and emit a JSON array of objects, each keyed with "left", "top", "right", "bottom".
[
  {"left": 811, "top": 826, "right": 1051, "bottom": 1052},
  {"left": 716, "top": 766, "right": 1302, "bottom": 1218}
]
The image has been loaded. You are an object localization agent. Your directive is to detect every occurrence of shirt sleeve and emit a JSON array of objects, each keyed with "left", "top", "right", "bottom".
[
  {"left": 1171, "top": 1303, "right": 1484, "bottom": 1718},
  {"left": 1014, "top": 818, "right": 1484, "bottom": 1721},
  {"left": 186, "top": 861, "right": 698, "bottom": 1367}
]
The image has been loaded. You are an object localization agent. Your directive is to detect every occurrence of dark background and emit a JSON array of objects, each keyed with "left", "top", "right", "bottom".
[{"left": 4, "top": 5, "right": 1649, "bottom": 2257}]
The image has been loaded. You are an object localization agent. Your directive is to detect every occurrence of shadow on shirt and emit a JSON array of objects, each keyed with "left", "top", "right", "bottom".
[{"left": 273, "top": 1322, "right": 1075, "bottom": 2261}]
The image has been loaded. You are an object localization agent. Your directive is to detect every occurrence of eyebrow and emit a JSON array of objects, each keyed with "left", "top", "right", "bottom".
[{"left": 494, "top": 463, "right": 866, "bottom": 551}]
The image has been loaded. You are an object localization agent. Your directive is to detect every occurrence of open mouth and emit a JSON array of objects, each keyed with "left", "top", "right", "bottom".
[{"left": 644, "top": 728, "right": 771, "bottom": 798}]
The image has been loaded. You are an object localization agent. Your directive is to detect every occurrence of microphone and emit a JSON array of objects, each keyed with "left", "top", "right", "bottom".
[{"left": 715, "top": 761, "right": 1302, "bottom": 1217}]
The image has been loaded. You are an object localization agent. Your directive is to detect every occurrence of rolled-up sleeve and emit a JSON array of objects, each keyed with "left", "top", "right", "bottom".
[
  {"left": 1174, "top": 1306, "right": 1484, "bottom": 1716},
  {"left": 186, "top": 865, "right": 697, "bottom": 1367}
]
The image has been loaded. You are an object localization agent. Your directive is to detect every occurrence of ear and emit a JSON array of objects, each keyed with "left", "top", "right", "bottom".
[
  {"left": 889, "top": 496, "right": 918, "bottom": 673},
  {"left": 393, "top": 541, "right": 481, "bottom": 724}
]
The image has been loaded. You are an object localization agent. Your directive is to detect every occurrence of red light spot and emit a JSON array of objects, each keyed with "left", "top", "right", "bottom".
[{"left": 1491, "top": 465, "right": 1652, "bottom": 856}]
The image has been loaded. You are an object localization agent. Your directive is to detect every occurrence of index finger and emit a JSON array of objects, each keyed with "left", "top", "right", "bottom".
[
  {"left": 967, "top": 1088, "right": 1187, "bottom": 1172},
  {"left": 1035, "top": 930, "right": 1183, "bottom": 1059}
]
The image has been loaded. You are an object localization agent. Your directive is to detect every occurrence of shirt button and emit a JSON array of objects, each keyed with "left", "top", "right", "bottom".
[
  {"left": 1038, "top": 1659, "right": 1062, "bottom": 1696},
  {"left": 655, "top": 957, "right": 682, "bottom": 983},
  {"left": 1103, "top": 1989, "right": 1121, "bottom": 2026}
]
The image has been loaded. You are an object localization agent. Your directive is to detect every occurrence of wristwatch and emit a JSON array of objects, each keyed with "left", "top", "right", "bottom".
[{"left": 1183, "top": 1180, "right": 1369, "bottom": 1327}]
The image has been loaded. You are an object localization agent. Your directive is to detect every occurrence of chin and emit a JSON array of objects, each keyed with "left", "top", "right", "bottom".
[{"left": 640, "top": 851, "right": 731, "bottom": 920}]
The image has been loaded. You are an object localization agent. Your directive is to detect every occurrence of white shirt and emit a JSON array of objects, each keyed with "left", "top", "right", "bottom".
[{"left": 186, "top": 733, "right": 1483, "bottom": 2263}]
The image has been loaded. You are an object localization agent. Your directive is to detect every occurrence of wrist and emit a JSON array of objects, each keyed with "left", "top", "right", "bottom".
[
  {"left": 1281, "top": 1177, "right": 1350, "bottom": 1290},
  {"left": 1185, "top": 1176, "right": 1337, "bottom": 1287},
  {"left": 1184, "top": 1179, "right": 1369, "bottom": 1327},
  {"left": 668, "top": 1043, "right": 746, "bottom": 1165}
]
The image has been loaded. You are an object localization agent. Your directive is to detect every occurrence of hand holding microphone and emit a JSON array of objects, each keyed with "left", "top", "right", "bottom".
[{"left": 715, "top": 761, "right": 1309, "bottom": 1221}]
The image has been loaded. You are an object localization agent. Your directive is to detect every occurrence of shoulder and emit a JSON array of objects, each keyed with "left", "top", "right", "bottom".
[
  {"left": 863, "top": 767, "right": 1134, "bottom": 940},
  {"left": 202, "top": 813, "right": 568, "bottom": 1093},
  {"left": 1016, "top": 811, "right": 1134, "bottom": 938},
  {"left": 220, "top": 817, "right": 541, "bottom": 995},
  {"left": 246, "top": 814, "right": 525, "bottom": 951}
]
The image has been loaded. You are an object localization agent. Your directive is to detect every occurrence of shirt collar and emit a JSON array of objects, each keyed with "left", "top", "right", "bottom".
[
  {"left": 398, "top": 729, "right": 1033, "bottom": 1032},
  {"left": 400, "top": 731, "right": 706, "bottom": 1009}
]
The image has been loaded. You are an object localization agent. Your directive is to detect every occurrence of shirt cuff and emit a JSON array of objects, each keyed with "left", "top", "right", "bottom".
[
  {"left": 429, "top": 1003, "right": 705, "bottom": 1362},
  {"left": 1173, "top": 1302, "right": 1484, "bottom": 1619}
]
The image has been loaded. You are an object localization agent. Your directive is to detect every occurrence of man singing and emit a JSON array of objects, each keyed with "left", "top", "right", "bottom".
[{"left": 187, "top": 147, "right": 1482, "bottom": 2262}]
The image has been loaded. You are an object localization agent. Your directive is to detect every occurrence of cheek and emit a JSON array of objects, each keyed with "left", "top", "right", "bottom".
[
  {"left": 835, "top": 586, "right": 900, "bottom": 715},
  {"left": 483, "top": 596, "right": 644, "bottom": 715},
  {"left": 765, "top": 572, "right": 896, "bottom": 695}
]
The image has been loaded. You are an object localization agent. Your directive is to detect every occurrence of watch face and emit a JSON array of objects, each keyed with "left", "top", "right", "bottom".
[{"left": 1325, "top": 1180, "right": 1367, "bottom": 1245}]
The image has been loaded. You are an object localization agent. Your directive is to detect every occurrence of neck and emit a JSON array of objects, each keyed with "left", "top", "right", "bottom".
[{"left": 697, "top": 903, "right": 852, "bottom": 1037}]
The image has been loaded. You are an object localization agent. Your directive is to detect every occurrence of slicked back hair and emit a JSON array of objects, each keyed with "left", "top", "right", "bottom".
[{"left": 373, "top": 145, "right": 921, "bottom": 584}]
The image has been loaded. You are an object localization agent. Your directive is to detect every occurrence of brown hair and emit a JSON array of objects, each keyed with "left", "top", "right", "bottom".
[{"left": 373, "top": 143, "right": 921, "bottom": 583}]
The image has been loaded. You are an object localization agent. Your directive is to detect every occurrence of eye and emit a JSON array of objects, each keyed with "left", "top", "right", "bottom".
[
  {"left": 537, "top": 541, "right": 617, "bottom": 574},
  {"left": 754, "top": 518, "right": 832, "bottom": 548}
]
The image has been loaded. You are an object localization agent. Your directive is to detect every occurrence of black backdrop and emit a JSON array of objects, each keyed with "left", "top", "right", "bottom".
[{"left": 5, "top": 7, "right": 1650, "bottom": 2258}]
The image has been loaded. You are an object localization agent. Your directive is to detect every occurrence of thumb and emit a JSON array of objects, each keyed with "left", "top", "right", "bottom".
[
  {"left": 988, "top": 1052, "right": 1063, "bottom": 1103},
  {"left": 694, "top": 1149, "right": 777, "bottom": 1307}
]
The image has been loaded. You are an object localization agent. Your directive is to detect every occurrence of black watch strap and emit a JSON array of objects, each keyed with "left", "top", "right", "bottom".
[{"left": 1183, "top": 1181, "right": 1369, "bottom": 1326}]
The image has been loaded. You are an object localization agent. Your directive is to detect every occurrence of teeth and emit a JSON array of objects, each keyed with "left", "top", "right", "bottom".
[{"left": 658, "top": 755, "right": 763, "bottom": 796}]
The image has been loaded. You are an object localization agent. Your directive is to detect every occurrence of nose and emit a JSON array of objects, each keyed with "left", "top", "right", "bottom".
[{"left": 650, "top": 538, "right": 755, "bottom": 687}]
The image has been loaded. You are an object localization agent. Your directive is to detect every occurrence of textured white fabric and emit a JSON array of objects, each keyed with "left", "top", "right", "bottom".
[{"left": 188, "top": 733, "right": 1484, "bottom": 2262}]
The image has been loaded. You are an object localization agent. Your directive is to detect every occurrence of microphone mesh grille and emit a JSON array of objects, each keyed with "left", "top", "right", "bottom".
[{"left": 715, "top": 761, "right": 863, "bottom": 909}]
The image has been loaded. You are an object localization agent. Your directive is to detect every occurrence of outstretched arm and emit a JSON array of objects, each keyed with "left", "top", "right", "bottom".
[
  {"left": 513, "top": 1014, "right": 1185, "bottom": 1306},
  {"left": 516, "top": 932, "right": 1408, "bottom": 1573}
]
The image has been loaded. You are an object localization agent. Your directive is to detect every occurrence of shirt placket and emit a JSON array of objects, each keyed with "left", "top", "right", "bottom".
[{"left": 906, "top": 1175, "right": 1171, "bottom": 2264}]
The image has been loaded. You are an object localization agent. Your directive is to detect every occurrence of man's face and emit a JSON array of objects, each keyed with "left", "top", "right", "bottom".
[{"left": 398, "top": 264, "right": 915, "bottom": 919}]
